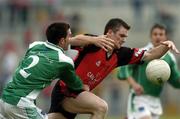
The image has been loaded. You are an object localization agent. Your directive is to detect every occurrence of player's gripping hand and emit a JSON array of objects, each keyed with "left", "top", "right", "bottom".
[
  {"left": 92, "top": 35, "right": 115, "bottom": 52},
  {"left": 161, "top": 40, "right": 180, "bottom": 54}
]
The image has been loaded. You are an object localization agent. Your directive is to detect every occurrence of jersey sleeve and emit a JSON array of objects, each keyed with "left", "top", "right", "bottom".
[
  {"left": 116, "top": 47, "right": 145, "bottom": 66},
  {"left": 168, "top": 59, "right": 180, "bottom": 88},
  {"left": 117, "top": 65, "right": 134, "bottom": 80},
  {"left": 117, "top": 66, "right": 130, "bottom": 80},
  {"left": 60, "top": 62, "right": 83, "bottom": 91}
]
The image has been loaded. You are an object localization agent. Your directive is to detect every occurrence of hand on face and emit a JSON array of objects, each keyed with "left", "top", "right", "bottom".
[
  {"left": 106, "top": 32, "right": 121, "bottom": 49},
  {"left": 106, "top": 27, "right": 128, "bottom": 49},
  {"left": 93, "top": 35, "right": 115, "bottom": 52}
]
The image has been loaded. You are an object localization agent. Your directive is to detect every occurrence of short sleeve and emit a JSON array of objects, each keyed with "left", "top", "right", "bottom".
[
  {"left": 117, "top": 66, "right": 131, "bottom": 80},
  {"left": 60, "top": 62, "right": 83, "bottom": 91},
  {"left": 116, "top": 47, "right": 145, "bottom": 66}
]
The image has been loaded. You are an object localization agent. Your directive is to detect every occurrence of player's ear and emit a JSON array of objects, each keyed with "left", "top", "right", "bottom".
[
  {"left": 58, "top": 38, "right": 65, "bottom": 47},
  {"left": 107, "top": 29, "right": 114, "bottom": 35}
]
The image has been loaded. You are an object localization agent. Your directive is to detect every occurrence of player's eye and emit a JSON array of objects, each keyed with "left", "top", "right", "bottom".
[
  {"left": 153, "top": 33, "right": 157, "bottom": 36},
  {"left": 120, "top": 34, "right": 126, "bottom": 38}
]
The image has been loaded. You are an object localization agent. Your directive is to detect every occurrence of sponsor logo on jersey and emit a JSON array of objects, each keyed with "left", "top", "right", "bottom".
[
  {"left": 86, "top": 72, "right": 100, "bottom": 85},
  {"left": 135, "top": 49, "right": 143, "bottom": 57},
  {"left": 87, "top": 72, "right": 96, "bottom": 81}
]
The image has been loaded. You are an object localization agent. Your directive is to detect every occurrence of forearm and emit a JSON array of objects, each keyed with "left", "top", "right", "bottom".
[
  {"left": 69, "top": 34, "right": 95, "bottom": 46},
  {"left": 69, "top": 34, "right": 115, "bottom": 52},
  {"left": 127, "top": 77, "right": 137, "bottom": 87},
  {"left": 62, "top": 63, "right": 83, "bottom": 91},
  {"left": 143, "top": 44, "right": 169, "bottom": 61}
]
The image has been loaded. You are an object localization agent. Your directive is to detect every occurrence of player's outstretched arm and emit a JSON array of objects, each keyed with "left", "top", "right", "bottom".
[
  {"left": 118, "top": 66, "right": 144, "bottom": 95},
  {"left": 61, "top": 62, "right": 83, "bottom": 93},
  {"left": 142, "top": 41, "right": 180, "bottom": 61},
  {"left": 69, "top": 34, "right": 115, "bottom": 52},
  {"left": 127, "top": 77, "right": 144, "bottom": 95}
]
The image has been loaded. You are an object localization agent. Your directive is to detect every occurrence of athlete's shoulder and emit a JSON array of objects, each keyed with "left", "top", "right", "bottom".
[
  {"left": 29, "top": 41, "right": 74, "bottom": 67},
  {"left": 115, "top": 46, "right": 145, "bottom": 66},
  {"left": 47, "top": 45, "right": 74, "bottom": 67},
  {"left": 29, "top": 41, "right": 45, "bottom": 49},
  {"left": 141, "top": 42, "right": 153, "bottom": 51},
  {"left": 59, "top": 52, "right": 74, "bottom": 67}
]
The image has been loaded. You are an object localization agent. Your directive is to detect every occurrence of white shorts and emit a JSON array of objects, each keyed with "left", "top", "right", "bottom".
[
  {"left": 127, "top": 90, "right": 162, "bottom": 119},
  {"left": 0, "top": 99, "right": 48, "bottom": 119}
]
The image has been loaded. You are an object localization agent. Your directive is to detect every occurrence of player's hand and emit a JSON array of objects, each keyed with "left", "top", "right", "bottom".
[
  {"left": 132, "top": 83, "right": 144, "bottom": 95},
  {"left": 92, "top": 35, "right": 115, "bottom": 52},
  {"left": 161, "top": 41, "right": 180, "bottom": 54}
]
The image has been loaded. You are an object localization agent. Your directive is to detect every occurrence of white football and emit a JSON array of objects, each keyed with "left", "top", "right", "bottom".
[{"left": 146, "top": 59, "right": 171, "bottom": 85}]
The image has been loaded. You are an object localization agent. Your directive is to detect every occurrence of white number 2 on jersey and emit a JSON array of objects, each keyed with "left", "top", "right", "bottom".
[{"left": 19, "top": 55, "right": 39, "bottom": 78}]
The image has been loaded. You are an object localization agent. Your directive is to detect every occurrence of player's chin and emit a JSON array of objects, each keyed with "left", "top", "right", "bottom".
[
  {"left": 64, "top": 47, "right": 69, "bottom": 51},
  {"left": 115, "top": 45, "right": 121, "bottom": 49}
]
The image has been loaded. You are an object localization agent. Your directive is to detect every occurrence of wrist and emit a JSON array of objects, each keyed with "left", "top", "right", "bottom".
[{"left": 90, "top": 37, "right": 96, "bottom": 45}]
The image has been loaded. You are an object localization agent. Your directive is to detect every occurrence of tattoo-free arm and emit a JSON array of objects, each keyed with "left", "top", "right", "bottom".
[
  {"left": 69, "top": 34, "right": 114, "bottom": 51},
  {"left": 143, "top": 41, "right": 180, "bottom": 61}
]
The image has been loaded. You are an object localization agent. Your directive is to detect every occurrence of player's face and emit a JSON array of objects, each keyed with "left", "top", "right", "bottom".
[
  {"left": 63, "top": 29, "right": 72, "bottom": 50},
  {"left": 151, "top": 28, "right": 167, "bottom": 47},
  {"left": 108, "top": 26, "right": 128, "bottom": 49}
]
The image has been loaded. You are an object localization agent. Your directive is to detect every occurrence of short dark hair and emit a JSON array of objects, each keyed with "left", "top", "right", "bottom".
[
  {"left": 150, "top": 23, "right": 167, "bottom": 35},
  {"left": 104, "top": 18, "right": 130, "bottom": 34},
  {"left": 46, "top": 22, "right": 70, "bottom": 45}
]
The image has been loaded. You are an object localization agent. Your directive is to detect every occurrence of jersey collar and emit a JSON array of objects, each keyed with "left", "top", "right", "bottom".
[{"left": 45, "top": 41, "right": 65, "bottom": 53}]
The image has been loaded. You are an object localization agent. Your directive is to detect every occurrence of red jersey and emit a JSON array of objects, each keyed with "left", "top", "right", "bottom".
[{"left": 60, "top": 45, "right": 145, "bottom": 91}]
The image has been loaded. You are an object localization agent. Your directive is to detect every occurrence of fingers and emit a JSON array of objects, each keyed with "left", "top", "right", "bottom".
[
  {"left": 99, "top": 35, "right": 115, "bottom": 47},
  {"left": 98, "top": 42, "right": 111, "bottom": 52},
  {"left": 95, "top": 36, "right": 115, "bottom": 52},
  {"left": 173, "top": 47, "right": 180, "bottom": 54},
  {"left": 103, "top": 36, "right": 115, "bottom": 44},
  {"left": 102, "top": 41, "right": 113, "bottom": 51},
  {"left": 169, "top": 43, "right": 180, "bottom": 54},
  {"left": 101, "top": 46, "right": 108, "bottom": 52},
  {"left": 103, "top": 38, "right": 115, "bottom": 47},
  {"left": 100, "top": 43, "right": 113, "bottom": 52},
  {"left": 161, "top": 41, "right": 180, "bottom": 54}
]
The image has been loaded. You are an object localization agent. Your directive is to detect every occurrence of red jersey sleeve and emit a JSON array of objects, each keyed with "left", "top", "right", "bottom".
[{"left": 116, "top": 47, "right": 145, "bottom": 66}]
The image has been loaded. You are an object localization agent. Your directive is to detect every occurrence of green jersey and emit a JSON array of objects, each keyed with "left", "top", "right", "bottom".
[
  {"left": 1, "top": 41, "right": 83, "bottom": 107},
  {"left": 118, "top": 44, "right": 180, "bottom": 97}
]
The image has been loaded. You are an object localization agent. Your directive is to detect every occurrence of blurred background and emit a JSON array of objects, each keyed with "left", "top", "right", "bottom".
[{"left": 0, "top": 0, "right": 180, "bottom": 119}]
